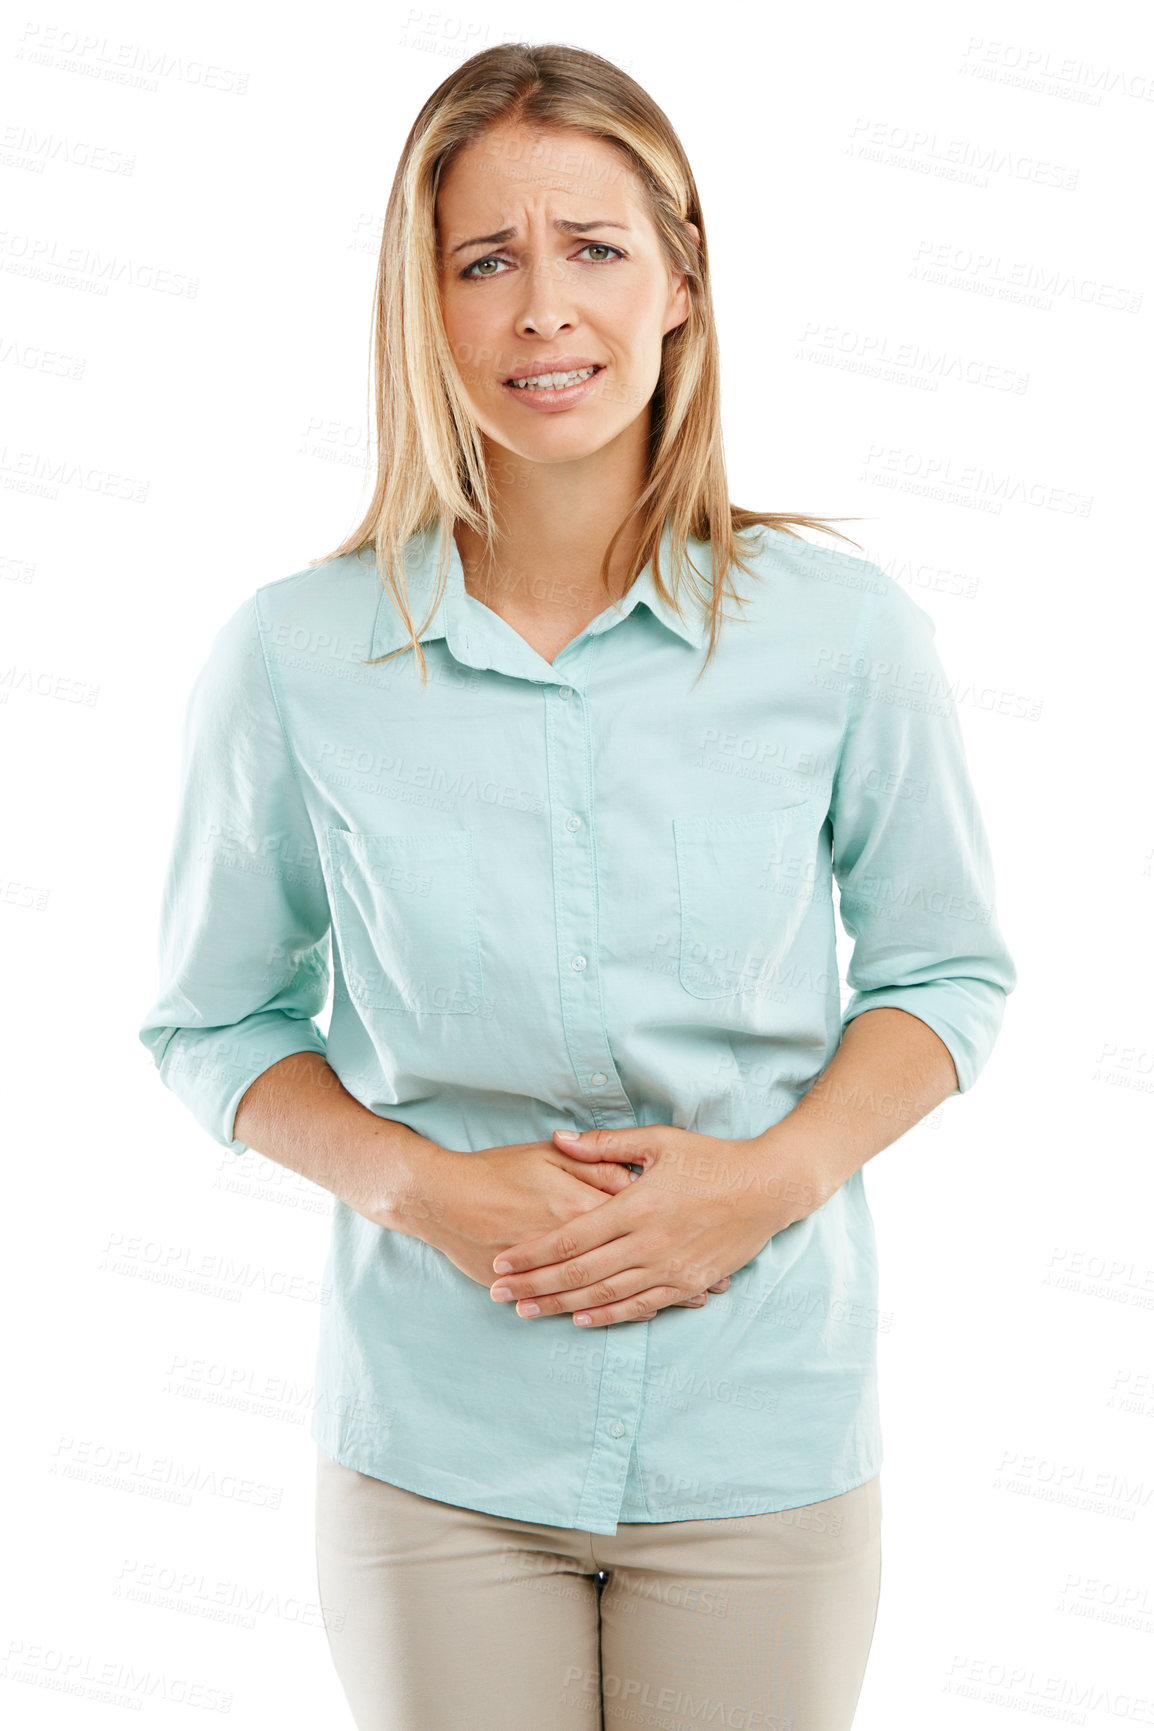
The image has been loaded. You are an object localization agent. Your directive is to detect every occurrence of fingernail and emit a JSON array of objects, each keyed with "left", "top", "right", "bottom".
[
  {"left": 554, "top": 1129, "right": 579, "bottom": 1141},
  {"left": 492, "top": 1286, "right": 513, "bottom": 1300},
  {"left": 519, "top": 1302, "right": 540, "bottom": 1317},
  {"left": 493, "top": 1260, "right": 513, "bottom": 1274}
]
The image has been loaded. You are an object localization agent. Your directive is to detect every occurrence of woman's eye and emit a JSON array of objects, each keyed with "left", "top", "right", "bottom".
[
  {"left": 460, "top": 243, "right": 624, "bottom": 281},
  {"left": 461, "top": 256, "right": 507, "bottom": 279}
]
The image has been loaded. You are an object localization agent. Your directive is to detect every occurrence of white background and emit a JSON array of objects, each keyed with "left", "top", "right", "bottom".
[{"left": 3, "top": 0, "right": 1151, "bottom": 1724}]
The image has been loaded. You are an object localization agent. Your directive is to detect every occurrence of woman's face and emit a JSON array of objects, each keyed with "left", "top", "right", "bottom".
[{"left": 436, "top": 121, "right": 693, "bottom": 469}]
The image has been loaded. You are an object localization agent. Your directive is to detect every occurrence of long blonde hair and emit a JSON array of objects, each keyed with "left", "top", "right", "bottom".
[{"left": 314, "top": 41, "right": 865, "bottom": 683}]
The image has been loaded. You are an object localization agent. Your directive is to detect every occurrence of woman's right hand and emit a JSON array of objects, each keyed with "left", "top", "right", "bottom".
[
  {"left": 412, "top": 1141, "right": 726, "bottom": 1318},
  {"left": 414, "top": 1139, "right": 635, "bottom": 1288}
]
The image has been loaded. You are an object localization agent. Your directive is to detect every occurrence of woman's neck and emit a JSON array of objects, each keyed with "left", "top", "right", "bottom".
[{"left": 456, "top": 422, "right": 651, "bottom": 617}]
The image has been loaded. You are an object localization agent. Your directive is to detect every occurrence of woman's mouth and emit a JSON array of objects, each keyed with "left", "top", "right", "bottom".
[{"left": 500, "top": 365, "right": 605, "bottom": 412}]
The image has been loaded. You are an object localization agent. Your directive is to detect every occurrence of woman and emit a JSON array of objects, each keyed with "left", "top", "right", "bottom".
[{"left": 139, "top": 41, "right": 1016, "bottom": 1731}]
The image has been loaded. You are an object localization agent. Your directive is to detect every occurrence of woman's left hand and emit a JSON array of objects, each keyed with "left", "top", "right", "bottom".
[{"left": 489, "top": 1124, "right": 828, "bottom": 1327}]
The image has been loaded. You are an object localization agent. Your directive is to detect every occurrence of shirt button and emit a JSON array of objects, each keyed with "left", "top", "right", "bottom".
[
  {"left": 566, "top": 816, "right": 581, "bottom": 831},
  {"left": 572, "top": 955, "right": 587, "bottom": 971},
  {"left": 609, "top": 1422, "right": 626, "bottom": 1439},
  {"left": 558, "top": 686, "right": 573, "bottom": 700},
  {"left": 590, "top": 1072, "right": 607, "bottom": 1087}
]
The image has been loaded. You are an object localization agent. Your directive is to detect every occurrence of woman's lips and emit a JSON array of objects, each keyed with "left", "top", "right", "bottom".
[{"left": 499, "top": 366, "right": 605, "bottom": 412}]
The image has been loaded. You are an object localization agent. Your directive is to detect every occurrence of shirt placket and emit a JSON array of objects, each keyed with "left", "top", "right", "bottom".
[{"left": 543, "top": 633, "right": 649, "bottom": 1530}]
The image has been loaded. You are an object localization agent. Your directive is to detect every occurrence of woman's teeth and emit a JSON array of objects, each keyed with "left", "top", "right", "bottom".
[{"left": 507, "top": 366, "right": 599, "bottom": 390}]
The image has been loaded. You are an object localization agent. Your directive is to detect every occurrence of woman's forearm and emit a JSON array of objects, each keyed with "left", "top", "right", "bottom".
[
  {"left": 232, "top": 1051, "right": 450, "bottom": 1236},
  {"left": 232, "top": 1011, "right": 953, "bottom": 1244},
  {"left": 749, "top": 1007, "right": 960, "bottom": 1212}
]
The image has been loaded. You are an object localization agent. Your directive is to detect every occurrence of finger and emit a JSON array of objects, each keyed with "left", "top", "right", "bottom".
[
  {"left": 570, "top": 1285, "right": 692, "bottom": 1328},
  {"left": 493, "top": 1235, "right": 716, "bottom": 1307},
  {"left": 508, "top": 1269, "right": 715, "bottom": 1323},
  {"left": 504, "top": 1266, "right": 655, "bottom": 1320},
  {"left": 492, "top": 1234, "right": 646, "bottom": 1301},
  {"left": 706, "top": 1276, "right": 731, "bottom": 1293},
  {"left": 552, "top": 1127, "right": 653, "bottom": 1168},
  {"left": 623, "top": 1298, "right": 704, "bottom": 1321},
  {"left": 559, "top": 1156, "right": 637, "bottom": 1193},
  {"left": 492, "top": 1198, "right": 638, "bottom": 1279}
]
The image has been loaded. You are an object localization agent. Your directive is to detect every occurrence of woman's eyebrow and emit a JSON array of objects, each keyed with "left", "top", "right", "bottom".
[{"left": 450, "top": 219, "right": 631, "bottom": 255}]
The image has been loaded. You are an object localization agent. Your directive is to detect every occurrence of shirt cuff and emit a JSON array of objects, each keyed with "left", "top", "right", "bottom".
[
  {"left": 840, "top": 979, "right": 1009, "bottom": 1096},
  {"left": 147, "top": 1011, "right": 329, "bottom": 1151}
]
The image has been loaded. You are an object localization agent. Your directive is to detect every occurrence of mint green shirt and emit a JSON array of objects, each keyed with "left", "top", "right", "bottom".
[{"left": 139, "top": 522, "right": 1015, "bottom": 1534}]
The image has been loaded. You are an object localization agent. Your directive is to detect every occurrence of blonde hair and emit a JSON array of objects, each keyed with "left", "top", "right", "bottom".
[{"left": 314, "top": 41, "right": 865, "bottom": 684}]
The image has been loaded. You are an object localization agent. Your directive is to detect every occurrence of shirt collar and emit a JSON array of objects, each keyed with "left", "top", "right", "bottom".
[{"left": 367, "top": 520, "right": 713, "bottom": 665}]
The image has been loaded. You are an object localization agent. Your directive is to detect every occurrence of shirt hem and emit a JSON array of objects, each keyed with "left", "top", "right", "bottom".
[
  {"left": 311, "top": 1419, "right": 882, "bottom": 1535},
  {"left": 613, "top": 1458, "right": 883, "bottom": 1524}
]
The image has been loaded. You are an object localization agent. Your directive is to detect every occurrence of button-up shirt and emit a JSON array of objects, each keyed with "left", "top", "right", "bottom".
[{"left": 138, "top": 521, "right": 1016, "bottom": 1533}]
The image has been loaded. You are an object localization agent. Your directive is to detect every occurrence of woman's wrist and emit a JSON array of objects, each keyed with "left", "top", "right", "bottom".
[
  {"left": 349, "top": 1127, "right": 460, "bottom": 1239},
  {"left": 733, "top": 1130, "right": 836, "bottom": 1231}
]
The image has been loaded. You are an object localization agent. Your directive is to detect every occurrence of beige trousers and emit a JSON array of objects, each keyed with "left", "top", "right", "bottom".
[{"left": 314, "top": 1447, "right": 882, "bottom": 1730}]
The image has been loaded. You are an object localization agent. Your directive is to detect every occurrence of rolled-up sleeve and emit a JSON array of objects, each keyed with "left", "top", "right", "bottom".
[
  {"left": 138, "top": 591, "right": 331, "bottom": 1149},
  {"left": 830, "top": 573, "right": 1016, "bottom": 1094}
]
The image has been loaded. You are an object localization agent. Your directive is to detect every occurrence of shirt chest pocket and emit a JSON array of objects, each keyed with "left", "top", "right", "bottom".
[
  {"left": 673, "top": 804, "right": 819, "bottom": 999},
  {"left": 325, "top": 827, "right": 483, "bottom": 1014}
]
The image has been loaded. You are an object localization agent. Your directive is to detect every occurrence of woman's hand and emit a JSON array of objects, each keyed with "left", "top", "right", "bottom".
[
  {"left": 416, "top": 1140, "right": 727, "bottom": 1318},
  {"left": 487, "top": 1124, "right": 827, "bottom": 1326}
]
